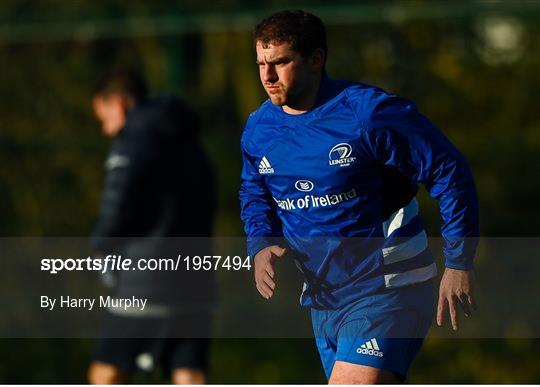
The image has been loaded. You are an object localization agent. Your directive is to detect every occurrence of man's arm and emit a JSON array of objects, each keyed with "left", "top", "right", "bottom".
[
  {"left": 239, "top": 132, "right": 285, "bottom": 299},
  {"left": 91, "top": 141, "right": 152, "bottom": 252},
  {"left": 361, "top": 94, "right": 479, "bottom": 330}
]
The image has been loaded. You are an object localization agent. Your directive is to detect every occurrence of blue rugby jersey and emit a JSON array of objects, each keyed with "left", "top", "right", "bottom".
[{"left": 239, "top": 75, "right": 479, "bottom": 309}]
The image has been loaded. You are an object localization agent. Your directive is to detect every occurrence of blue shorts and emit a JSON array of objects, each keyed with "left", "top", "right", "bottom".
[{"left": 311, "top": 279, "right": 435, "bottom": 380}]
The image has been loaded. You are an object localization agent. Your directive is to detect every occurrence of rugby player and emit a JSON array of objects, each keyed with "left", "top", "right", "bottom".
[{"left": 239, "top": 10, "right": 479, "bottom": 384}]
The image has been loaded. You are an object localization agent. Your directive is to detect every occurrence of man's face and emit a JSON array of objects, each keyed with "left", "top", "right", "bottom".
[
  {"left": 255, "top": 41, "right": 318, "bottom": 107},
  {"left": 92, "top": 95, "right": 126, "bottom": 137}
]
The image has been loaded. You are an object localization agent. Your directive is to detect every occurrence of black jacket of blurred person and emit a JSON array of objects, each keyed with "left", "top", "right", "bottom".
[{"left": 91, "top": 70, "right": 216, "bottom": 310}]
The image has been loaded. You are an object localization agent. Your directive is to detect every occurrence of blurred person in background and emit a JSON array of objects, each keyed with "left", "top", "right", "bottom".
[
  {"left": 89, "top": 69, "right": 216, "bottom": 384},
  {"left": 240, "top": 10, "right": 479, "bottom": 384}
]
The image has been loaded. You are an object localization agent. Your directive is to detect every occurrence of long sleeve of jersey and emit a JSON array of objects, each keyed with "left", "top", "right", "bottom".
[
  {"left": 239, "top": 123, "right": 284, "bottom": 259},
  {"left": 361, "top": 94, "right": 479, "bottom": 270}
]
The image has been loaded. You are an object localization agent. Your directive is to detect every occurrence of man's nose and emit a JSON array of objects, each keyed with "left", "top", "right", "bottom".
[{"left": 262, "top": 64, "right": 278, "bottom": 83}]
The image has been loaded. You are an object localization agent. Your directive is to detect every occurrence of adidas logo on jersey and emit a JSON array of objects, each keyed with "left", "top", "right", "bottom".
[
  {"left": 356, "top": 338, "right": 384, "bottom": 357},
  {"left": 258, "top": 156, "right": 274, "bottom": 174}
]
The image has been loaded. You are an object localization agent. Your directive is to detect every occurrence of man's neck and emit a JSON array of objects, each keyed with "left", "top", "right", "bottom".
[{"left": 282, "top": 73, "right": 323, "bottom": 115}]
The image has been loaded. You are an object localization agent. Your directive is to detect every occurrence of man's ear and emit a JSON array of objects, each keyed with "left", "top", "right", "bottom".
[
  {"left": 310, "top": 48, "right": 326, "bottom": 72},
  {"left": 116, "top": 94, "right": 135, "bottom": 114}
]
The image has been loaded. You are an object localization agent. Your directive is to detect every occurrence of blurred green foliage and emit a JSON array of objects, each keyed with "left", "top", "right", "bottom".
[{"left": 0, "top": 0, "right": 539, "bottom": 383}]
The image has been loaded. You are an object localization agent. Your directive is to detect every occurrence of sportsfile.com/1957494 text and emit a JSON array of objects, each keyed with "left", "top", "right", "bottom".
[{"left": 40, "top": 254, "right": 252, "bottom": 274}]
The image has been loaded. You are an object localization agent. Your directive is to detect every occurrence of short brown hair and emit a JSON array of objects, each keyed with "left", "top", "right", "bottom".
[
  {"left": 94, "top": 69, "right": 148, "bottom": 104},
  {"left": 254, "top": 10, "right": 327, "bottom": 61}
]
